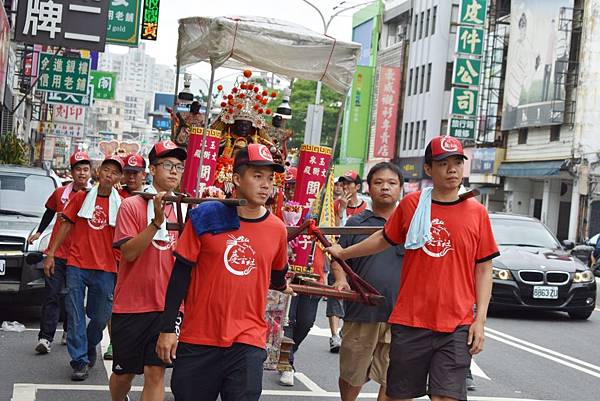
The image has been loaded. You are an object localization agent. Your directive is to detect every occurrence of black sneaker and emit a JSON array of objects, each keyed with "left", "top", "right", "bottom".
[
  {"left": 88, "top": 347, "right": 97, "bottom": 368},
  {"left": 71, "top": 365, "right": 90, "bottom": 381}
]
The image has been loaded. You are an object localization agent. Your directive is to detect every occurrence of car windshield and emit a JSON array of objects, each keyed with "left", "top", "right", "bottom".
[
  {"left": 491, "top": 217, "right": 561, "bottom": 249},
  {"left": 0, "top": 173, "right": 56, "bottom": 217}
]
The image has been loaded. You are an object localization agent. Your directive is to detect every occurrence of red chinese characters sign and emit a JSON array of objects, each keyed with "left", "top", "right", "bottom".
[
  {"left": 290, "top": 144, "right": 332, "bottom": 273},
  {"left": 181, "top": 128, "right": 221, "bottom": 196},
  {"left": 373, "top": 66, "right": 401, "bottom": 158}
]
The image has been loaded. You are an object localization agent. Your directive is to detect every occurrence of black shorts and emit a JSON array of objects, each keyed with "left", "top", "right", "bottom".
[
  {"left": 111, "top": 311, "right": 183, "bottom": 375},
  {"left": 171, "top": 342, "right": 267, "bottom": 401},
  {"left": 386, "top": 324, "right": 471, "bottom": 401}
]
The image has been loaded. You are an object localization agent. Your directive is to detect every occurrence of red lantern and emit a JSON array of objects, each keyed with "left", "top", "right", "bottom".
[
  {"left": 231, "top": 87, "right": 238, "bottom": 93},
  {"left": 220, "top": 102, "right": 227, "bottom": 108},
  {"left": 236, "top": 103, "right": 243, "bottom": 109},
  {"left": 240, "top": 83, "right": 247, "bottom": 90},
  {"left": 253, "top": 104, "right": 260, "bottom": 110},
  {"left": 262, "top": 90, "right": 268, "bottom": 96},
  {"left": 253, "top": 87, "right": 259, "bottom": 93},
  {"left": 243, "top": 70, "right": 252, "bottom": 78},
  {"left": 248, "top": 83, "right": 255, "bottom": 90},
  {"left": 258, "top": 108, "right": 264, "bottom": 114},
  {"left": 228, "top": 99, "right": 234, "bottom": 105},
  {"left": 271, "top": 92, "right": 277, "bottom": 98},
  {"left": 239, "top": 93, "right": 246, "bottom": 99},
  {"left": 266, "top": 109, "right": 272, "bottom": 115},
  {"left": 227, "top": 94, "right": 234, "bottom": 100},
  {"left": 261, "top": 98, "right": 268, "bottom": 105},
  {"left": 255, "top": 95, "right": 261, "bottom": 101},
  {"left": 217, "top": 84, "right": 223, "bottom": 91},
  {"left": 228, "top": 107, "right": 234, "bottom": 113}
]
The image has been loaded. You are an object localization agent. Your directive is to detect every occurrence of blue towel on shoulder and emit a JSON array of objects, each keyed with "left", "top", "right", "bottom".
[
  {"left": 190, "top": 201, "right": 240, "bottom": 236},
  {"left": 405, "top": 187, "right": 433, "bottom": 250}
]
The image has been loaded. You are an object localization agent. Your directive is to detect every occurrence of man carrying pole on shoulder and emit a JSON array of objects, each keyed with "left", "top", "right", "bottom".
[
  {"left": 327, "top": 136, "right": 499, "bottom": 401},
  {"left": 109, "top": 140, "right": 187, "bottom": 401},
  {"left": 45, "top": 155, "right": 125, "bottom": 381},
  {"left": 156, "top": 143, "right": 294, "bottom": 401},
  {"left": 30, "top": 151, "right": 91, "bottom": 354}
]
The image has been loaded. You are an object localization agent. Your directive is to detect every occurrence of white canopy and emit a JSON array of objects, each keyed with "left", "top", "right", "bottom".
[{"left": 176, "top": 16, "right": 361, "bottom": 95}]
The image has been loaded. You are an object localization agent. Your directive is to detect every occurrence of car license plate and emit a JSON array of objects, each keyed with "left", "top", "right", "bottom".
[
  {"left": 533, "top": 286, "right": 558, "bottom": 299},
  {"left": 0, "top": 260, "right": 5, "bottom": 276}
]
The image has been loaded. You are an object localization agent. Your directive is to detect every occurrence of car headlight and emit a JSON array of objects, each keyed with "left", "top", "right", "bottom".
[
  {"left": 573, "top": 270, "right": 594, "bottom": 283},
  {"left": 38, "top": 233, "right": 52, "bottom": 252},
  {"left": 493, "top": 267, "right": 513, "bottom": 281}
]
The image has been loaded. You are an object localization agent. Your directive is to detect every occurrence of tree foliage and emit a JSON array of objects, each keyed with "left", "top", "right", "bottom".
[
  {"left": 287, "top": 79, "right": 343, "bottom": 159},
  {"left": 0, "top": 133, "right": 28, "bottom": 165}
]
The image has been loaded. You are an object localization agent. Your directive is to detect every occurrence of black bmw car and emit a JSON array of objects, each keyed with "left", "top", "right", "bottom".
[{"left": 489, "top": 213, "right": 597, "bottom": 320}]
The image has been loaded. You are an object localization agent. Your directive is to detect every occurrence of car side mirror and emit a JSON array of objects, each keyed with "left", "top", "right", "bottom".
[
  {"left": 562, "top": 240, "right": 575, "bottom": 251},
  {"left": 25, "top": 252, "right": 44, "bottom": 265}
]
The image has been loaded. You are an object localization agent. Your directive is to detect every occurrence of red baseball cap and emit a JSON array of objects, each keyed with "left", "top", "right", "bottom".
[
  {"left": 148, "top": 140, "right": 187, "bottom": 164},
  {"left": 338, "top": 170, "right": 361, "bottom": 184},
  {"left": 101, "top": 155, "right": 125, "bottom": 173},
  {"left": 285, "top": 166, "right": 297, "bottom": 182},
  {"left": 234, "top": 143, "right": 285, "bottom": 173},
  {"left": 427, "top": 136, "right": 468, "bottom": 161},
  {"left": 123, "top": 153, "right": 146, "bottom": 172},
  {"left": 69, "top": 151, "right": 90, "bottom": 168}
]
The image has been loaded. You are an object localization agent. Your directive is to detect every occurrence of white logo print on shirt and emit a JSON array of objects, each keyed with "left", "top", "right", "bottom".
[
  {"left": 87, "top": 205, "right": 107, "bottom": 231},
  {"left": 422, "top": 218, "right": 453, "bottom": 258},
  {"left": 223, "top": 235, "right": 257, "bottom": 276}
]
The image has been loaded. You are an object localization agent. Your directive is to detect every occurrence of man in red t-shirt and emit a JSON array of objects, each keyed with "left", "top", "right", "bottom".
[
  {"left": 118, "top": 153, "right": 147, "bottom": 198},
  {"left": 156, "top": 143, "right": 293, "bottom": 401},
  {"left": 327, "top": 136, "right": 499, "bottom": 401},
  {"left": 29, "top": 151, "right": 91, "bottom": 354},
  {"left": 109, "top": 140, "right": 187, "bottom": 401},
  {"left": 45, "top": 155, "right": 125, "bottom": 382}
]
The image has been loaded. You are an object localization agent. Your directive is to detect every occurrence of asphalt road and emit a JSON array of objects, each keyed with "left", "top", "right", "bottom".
[{"left": 1, "top": 282, "right": 600, "bottom": 401}]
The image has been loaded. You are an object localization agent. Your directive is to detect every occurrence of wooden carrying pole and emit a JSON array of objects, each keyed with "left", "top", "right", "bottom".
[{"left": 132, "top": 192, "right": 248, "bottom": 206}]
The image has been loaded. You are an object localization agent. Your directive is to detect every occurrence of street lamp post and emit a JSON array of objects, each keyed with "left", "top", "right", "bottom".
[{"left": 300, "top": 0, "right": 377, "bottom": 145}]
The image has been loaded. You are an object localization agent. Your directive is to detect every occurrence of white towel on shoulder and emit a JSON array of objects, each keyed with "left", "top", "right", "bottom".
[
  {"left": 144, "top": 186, "right": 187, "bottom": 242},
  {"left": 405, "top": 187, "right": 433, "bottom": 250},
  {"left": 77, "top": 185, "right": 122, "bottom": 227}
]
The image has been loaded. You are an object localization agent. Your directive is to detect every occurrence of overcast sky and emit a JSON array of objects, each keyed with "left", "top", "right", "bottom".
[{"left": 107, "top": 0, "right": 357, "bottom": 82}]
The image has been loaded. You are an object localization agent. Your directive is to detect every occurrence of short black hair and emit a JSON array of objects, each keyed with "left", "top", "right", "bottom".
[
  {"left": 367, "top": 162, "right": 403, "bottom": 186},
  {"left": 424, "top": 142, "right": 433, "bottom": 166}
]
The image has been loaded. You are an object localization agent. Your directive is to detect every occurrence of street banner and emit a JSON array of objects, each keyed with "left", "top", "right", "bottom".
[
  {"left": 459, "top": 0, "right": 488, "bottom": 26},
  {"left": 448, "top": 117, "right": 476, "bottom": 140},
  {"left": 53, "top": 104, "right": 86, "bottom": 124},
  {"left": 501, "top": 0, "right": 573, "bottom": 130},
  {"left": 181, "top": 128, "right": 221, "bottom": 197},
  {"left": 0, "top": 3, "right": 10, "bottom": 104},
  {"left": 453, "top": 58, "right": 482, "bottom": 87},
  {"left": 373, "top": 66, "right": 401, "bottom": 158},
  {"left": 106, "top": 0, "right": 142, "bottom": 47},
  {"left": 46, "top": 84, "right": 94, "bottom": 106},
  {"left": 15, "top": 0, "right": 110, "bottom": 52},
  {"left": 471, "top": 148, "right": 497, "bottom": 174},
  {"left": 40, "top": 121, "right": 84, "bottom": 138},
  {"left": 37, "top": 53, "right": 90, "bottom": 95},
  {"left": 90, "top": 71, "right": 117, "bottom": 100},
  {"left": 141, "top": 0, "right": 160, "bottom": 41},
  {"left": 290, "top": 144, "right": 332, "bottom": 274}
]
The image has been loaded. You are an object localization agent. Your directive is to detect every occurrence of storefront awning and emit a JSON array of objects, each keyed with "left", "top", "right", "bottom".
[{"left": 497, "top": 160, "right": 566, "bottom": 178}]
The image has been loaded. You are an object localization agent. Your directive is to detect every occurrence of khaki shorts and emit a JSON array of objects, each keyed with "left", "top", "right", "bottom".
[{"left": 339, "top": 321, "right": 391, "bottom": 387}]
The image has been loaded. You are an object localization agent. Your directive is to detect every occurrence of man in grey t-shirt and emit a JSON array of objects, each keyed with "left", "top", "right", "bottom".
[{"left": 332, "top": 162, "right": 404, "bottom": 401}]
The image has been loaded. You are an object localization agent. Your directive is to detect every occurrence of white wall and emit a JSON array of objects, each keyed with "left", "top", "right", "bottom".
[
  {"left": 505, "top": 126, "right": 573, "bottom": 162},
  {"left": 504, "top": 178, "right": 533, "bottom": 216}
]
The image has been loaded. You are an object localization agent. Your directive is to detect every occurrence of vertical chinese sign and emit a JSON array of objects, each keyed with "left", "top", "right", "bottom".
[
  {"left": 449, "top": 0, "right": 487, "bottom": 141},
  {"left": 181, "top": 128, "right": 221, "bottom": 197},
  {"left": 141, "top": 0, "right": 160, "bottom": 40},
  {"left": 36, "top": 53, "right": 90, "bottom": 96},
  {"left": 106, "top": 0, "right": 142, "bottom": 47},
  {"left": 0, "top": 3, "right": 9, "bottom": 104},
  {"left": 373, "top": 66, "right": 401, "bottom": 158},
  {"left": 290, "top": 145, "right": 332, "bottom": 274}
]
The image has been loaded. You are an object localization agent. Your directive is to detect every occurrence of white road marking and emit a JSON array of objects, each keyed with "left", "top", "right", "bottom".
[
  {"left": 101, "top": 328, "right": 112, "bottom": 379},
  {"left": 487, "top": 328, "right": 600, "bottom": 379},
  {"left": 471, "top": 359, "right": 491, "bottom": 380},
  {"left": 10, "top": 383, "right": 557, "bottom": 401},
  {"left": 295, "top": 372, "right": 327, "bottom": 393}
]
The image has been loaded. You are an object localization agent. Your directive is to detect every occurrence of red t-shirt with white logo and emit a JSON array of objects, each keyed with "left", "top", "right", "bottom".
[
  {"left": 112, "top": 195, "right": 179, "bottom": 313},
  {"left": 174, "top": 211, "right": 288, "bottom": 349},
  {"left": 334, "top": 199, "right": 367, "bottom": 219},
  {"left": 45, "top": 186, "right": 82, "bottom": 260},
  {"left": 62, "top": 191, "right": 120, "bottom": 273},
  {"left": 383, "top": 191, "right": 499, "bottom": 332}
]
